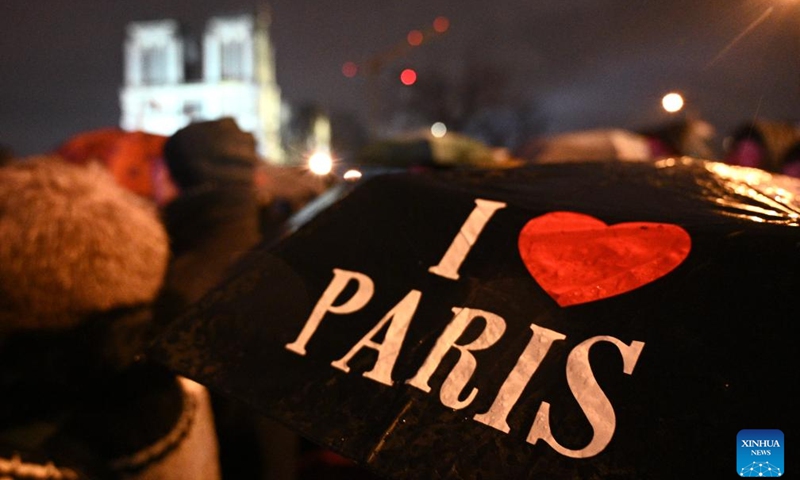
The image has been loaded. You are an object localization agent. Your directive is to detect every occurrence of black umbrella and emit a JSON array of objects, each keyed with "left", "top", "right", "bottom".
[{"left": 149, "top": 159, "right": 798, "bottom": 479}]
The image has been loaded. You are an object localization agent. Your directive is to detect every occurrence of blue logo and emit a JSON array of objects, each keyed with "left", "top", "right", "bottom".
[{"left": 737, "top": 429, "right": 784, "bottom": 477}]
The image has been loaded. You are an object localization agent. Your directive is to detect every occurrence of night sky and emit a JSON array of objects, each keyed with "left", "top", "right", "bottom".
[{"left": 2, "top": 0, "right": 799, "bottom": 157}]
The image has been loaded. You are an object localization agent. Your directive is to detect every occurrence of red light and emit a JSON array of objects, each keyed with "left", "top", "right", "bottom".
[
  {"left": 400, "top": 68, "right": 417, "bottom": 86},
  {"left": 342, "top": 61, "right": 358, "bottom": 78},
  {"left": 407, "top": 30, "right": 424, "bottom": 46},
  {"left": 433, "top": 16, "right": 450, "bottom": 33}
]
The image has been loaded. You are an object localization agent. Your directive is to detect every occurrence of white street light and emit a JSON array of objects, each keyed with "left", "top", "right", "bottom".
[
  {"left": 308, "top": 150, "right": 333, "bottom": 175},
  {"left": 662, "top": 92, "right": 685, "bottom": 113},
  {"left": 431, "top": 122, "right": 447, "bottom": 138}
]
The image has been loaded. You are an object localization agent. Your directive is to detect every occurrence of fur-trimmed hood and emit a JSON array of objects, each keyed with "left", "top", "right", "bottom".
[{"left": 0, "top": 156, "right": 169, "bottom": 331}]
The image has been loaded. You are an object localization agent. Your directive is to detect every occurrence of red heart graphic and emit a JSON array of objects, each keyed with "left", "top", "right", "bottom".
[{"left": 518, "top": 212, "right": 691, "bottom": 307}]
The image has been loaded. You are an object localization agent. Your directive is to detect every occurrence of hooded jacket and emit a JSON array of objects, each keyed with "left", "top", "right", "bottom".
[{"left": 156, "top": 119, "right": 299, "bottom": 480}]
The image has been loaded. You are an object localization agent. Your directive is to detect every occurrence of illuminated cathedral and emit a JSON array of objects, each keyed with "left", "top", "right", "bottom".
[{"left": 119, "top": 10, "right": 285, "bottom": 162}]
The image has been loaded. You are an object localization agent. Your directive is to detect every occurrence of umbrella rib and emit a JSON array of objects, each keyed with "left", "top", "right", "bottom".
[{"left": 366, "top": 400, "right": 415, "bottom": 464}]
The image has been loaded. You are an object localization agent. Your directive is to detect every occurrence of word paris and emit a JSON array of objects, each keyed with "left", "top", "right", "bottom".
[{"left": 286, "top": 199, "right": 645, "bottom": 459}]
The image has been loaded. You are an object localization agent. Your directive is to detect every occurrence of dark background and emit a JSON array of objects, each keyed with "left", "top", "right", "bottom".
[{"left": 2, "top": 0, "right": 799, "bottom": 157}]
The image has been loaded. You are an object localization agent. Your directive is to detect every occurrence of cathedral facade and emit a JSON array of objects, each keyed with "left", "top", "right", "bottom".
[{"left": 119, "top": 12, "right": 285, "bottom": 162}]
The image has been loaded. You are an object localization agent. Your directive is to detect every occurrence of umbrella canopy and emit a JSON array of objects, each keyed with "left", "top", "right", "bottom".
[
  {"left": 529, "top": 128, "right": 652, "bottom": 163},
  {"left": 355, "top": 131, "right": 518, "bottom": 170},
  {"left": 149, "top": 159, "right": 799, "bottom": 479},
  {"left": 638, "top": 118, "right": 717, "bottom": 160},
  {"left": 56, "top": 128, "right": 170, "bottom": 201}
]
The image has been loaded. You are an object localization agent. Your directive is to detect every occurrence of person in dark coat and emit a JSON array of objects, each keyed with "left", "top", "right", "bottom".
[
  {"left": 158, "top": 118, "right": 264, "bottom": 306},
  {"left": 0, "top": 156, "right": 220, "bottom": 479},
  {"left": 155, "top": 118, "right": 299, "bottom": 480},
  {"left": 156, "top": 117, "right": 382, "bottom": 480}
]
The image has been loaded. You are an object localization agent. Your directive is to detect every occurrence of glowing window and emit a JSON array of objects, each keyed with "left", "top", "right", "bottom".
[
  {"left": 221, "top": 40, "right": 245, "bottom": 80},
  {"left": 141, "top": 46, "right": 167, "bottom": 85}
]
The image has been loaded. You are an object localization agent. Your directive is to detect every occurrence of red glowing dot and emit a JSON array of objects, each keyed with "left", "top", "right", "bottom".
[
  {"left": 433, "top": 16, "right": 450, "bottom": 33},
  {"left": 407, "top": 30, "right": 424, "bottom": 46},
  {"left": 400, "top": 68, "right": 417, "bottom": 85},
  {"left": 342, "top": 61, "right": 358, "bottom": 78}
]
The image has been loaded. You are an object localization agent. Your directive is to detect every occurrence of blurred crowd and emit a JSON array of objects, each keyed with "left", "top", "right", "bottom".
[
  {"left": 0, "top": 118, "right": 371, "bottom": 480},
  {"left": 518, "top": 118, "right": 800, "bottom": 178},
  {"left": 1, "top": 113, "right": 798, "bottom": 479}
]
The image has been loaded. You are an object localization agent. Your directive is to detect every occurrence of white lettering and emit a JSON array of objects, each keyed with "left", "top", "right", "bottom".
[
  {"left": 407, "top": 307, "right": 506, "bottom": 410},
  {"left": 285, "top": 268, "right": 375, "bottom": 355},
  {"left": 331, "top": 289, "right": 421, "bottom": 386},
  {"left": 742, "top": 440, "right": 780, "bottom": 448},
  {"left": 527, "top": 336, "right": 645, "bottom": 458},
  {"left": 429, "top": 199, "right": 507, "bottom": 280},
  {"left": 473, "top": 323, "right": 566, "bottom": 433}
]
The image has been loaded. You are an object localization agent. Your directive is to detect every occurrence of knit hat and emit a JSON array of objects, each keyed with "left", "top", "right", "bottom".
[
  {"left": 163, "top": 117, "right": 259, "bottom": 189},
  {"left": 0, "top": 156, "right": 169, "bottom": 331}
]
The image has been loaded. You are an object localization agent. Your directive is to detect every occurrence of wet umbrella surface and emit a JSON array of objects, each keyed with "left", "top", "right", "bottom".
[{"left": 149, "top": 159, "right": 799, "bottom": 479}]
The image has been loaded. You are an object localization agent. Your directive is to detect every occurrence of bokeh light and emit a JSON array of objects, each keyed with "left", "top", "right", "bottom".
[
  {"left": 433, "top": 16, "right": 450, "bottom": 33},
  {"left": 400, "top": 68, "right": 417, "bottom": 85},
  {"left": 308, "top": 150, "right": 333, "bottom": 175},
  {"left": 662, "top": 92, "right": 684, "bottom": 113},
  {"left": 343, "top": 169, "right": 362, "bottom": 181},
  {"left": 342, "top": 61, "right": 358, "bottom": 78},
  {"left": 407, "top": 30, "right": 424, "bottom": 46},
  {"left": 431, "top": 122, "right": 447, "bottom": 138}
]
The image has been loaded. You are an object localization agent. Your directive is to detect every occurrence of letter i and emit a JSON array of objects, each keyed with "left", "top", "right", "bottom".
[{"left": 429, "top": 199, "right": 507, "bottom": 280}]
